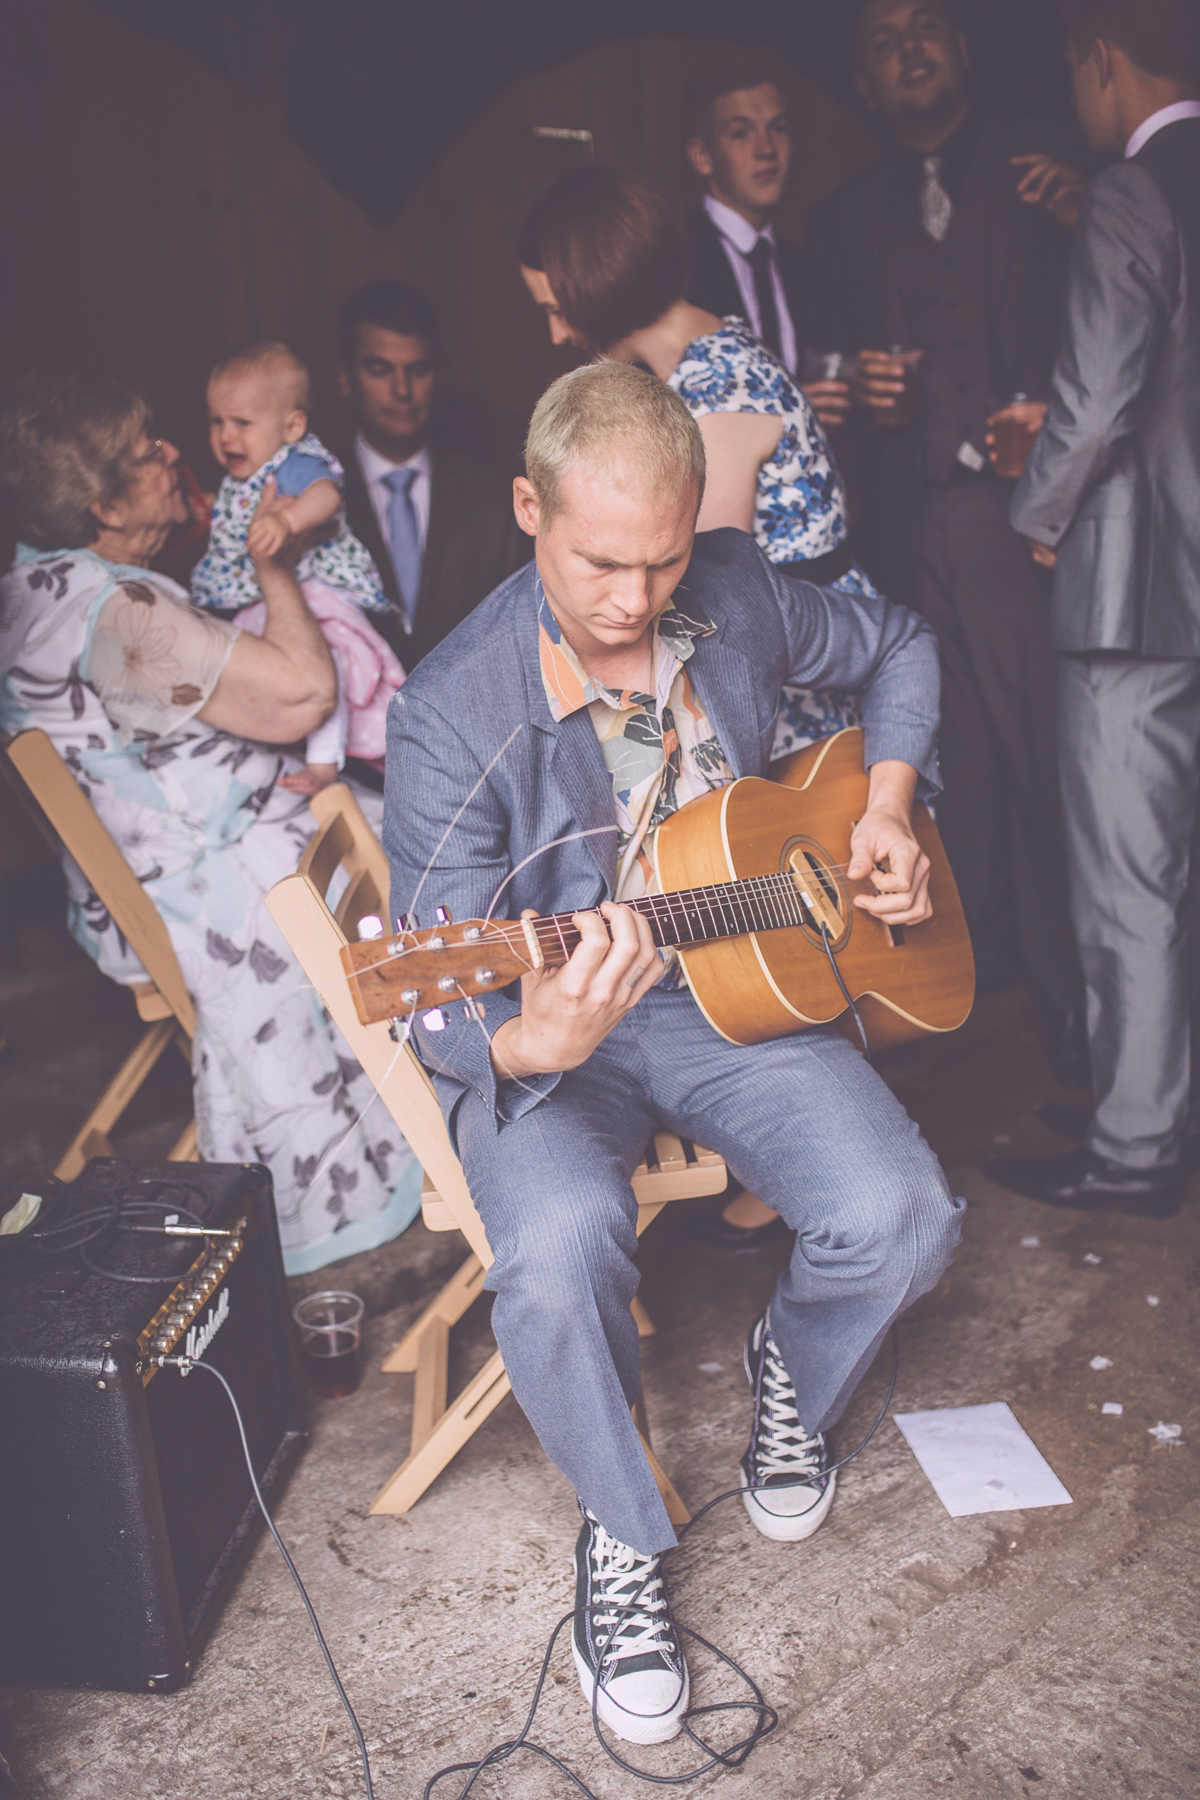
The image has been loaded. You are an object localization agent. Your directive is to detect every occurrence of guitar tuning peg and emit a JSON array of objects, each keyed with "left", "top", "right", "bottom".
[
  {"left": 421, "top": 1007, "right": 447, "bottom": 1033},
  {"left": 358, "top": 915, "right": 383, "bottom": 940},
  {"left": 394, "top": 913, "right": 410, "bottom": 933},
  {"left": 435, "top": 906, "right": 453, "bottom": 925}
]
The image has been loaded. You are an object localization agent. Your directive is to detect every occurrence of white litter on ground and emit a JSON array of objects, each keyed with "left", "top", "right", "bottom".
[
  {"left": 1102, "top": 1402, "right": 1123, "bottom": 1416},
  {"left": 1083, "top": 1252, "right": 1102, "bottom": 1265},
  {"left": 697, "top": 1362, "right": 724, "bottom": 1374},
  {"left": 1147, "top": 1296, "right": 1160, "bottom": 1306},
  {"left": 1020, "top": 1236, "right": 1040, "bottom": 1248},
  {"left": 1089, "top": 1356, "right": 1113, "bottom": 1371},
  {"left": 893, "top": 1403, "right": 1072, "bottom": 1517},
  {"left": 1148, "top": 1422, "right": 1182, "bottom": 1444}
]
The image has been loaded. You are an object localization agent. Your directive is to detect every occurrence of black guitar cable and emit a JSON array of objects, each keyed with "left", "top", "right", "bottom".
[
  {"left": 159, "top": 1324, "right": 899, "bottom": 1800},
  {"left": 157, "top": 1357, "right": 376, "bottom": 1800},
  {"left": 820, "top": 920, "right": 873, "bottom": 1065}
]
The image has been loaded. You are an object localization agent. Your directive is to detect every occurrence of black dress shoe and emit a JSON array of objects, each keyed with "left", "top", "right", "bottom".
[
  {"left": 985, "top": 1145, "right": 1183, "bottom": 1217},
  {"left": 685, "top": 1200, "right": 788, "bottom": 1252}
]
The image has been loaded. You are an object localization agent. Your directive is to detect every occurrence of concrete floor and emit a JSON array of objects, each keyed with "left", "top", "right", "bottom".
[{"left": 1, "top": 873, "right": 1196, "bottom": 1800}]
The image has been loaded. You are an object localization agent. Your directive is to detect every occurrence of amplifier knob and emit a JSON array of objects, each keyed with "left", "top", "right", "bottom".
[
  {"left": 228, "top": 1236, "right": 243, "bottom": 1254},
  {"left": 167, "top": 1311, "right": 187, "bottom": 1327},
  {"left": 153, "top": 1334, "right": 172, "bottom": 1354}
]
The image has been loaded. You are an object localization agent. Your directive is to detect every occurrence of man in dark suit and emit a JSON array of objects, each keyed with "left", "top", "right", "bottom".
[
  {"left": 335, "top": 282, "right": 528, "bottom": 672},
  {"left": 682, "top": 55, "right": 849, "bottom": 432},
  {"left": 990, "top": 0, "right": 1200, "bottom": 1215},
  {"left": 804, "top": 0, "right": 1088, "bottom": 1064}
]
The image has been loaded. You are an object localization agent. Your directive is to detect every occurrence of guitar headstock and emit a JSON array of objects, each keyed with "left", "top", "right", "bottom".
[{"left": 340, "top": 920, "right": 530, "bottom": 1026}]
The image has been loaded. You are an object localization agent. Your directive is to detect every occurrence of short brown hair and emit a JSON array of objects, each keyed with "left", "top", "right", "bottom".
[
  {"left": 684, "top": 51, "right": 784, "bottom": 142},
  {"left": 208, "top": 341, "right": 311, "bottom": 412},
  {"left": 1062, "top": 0, "right": 1200, "bottom": 77},
  {"left": 518, "top": 165, "right": 690, "bottom": 353},
  {"left": 0, "top": 372, "right": 149, "bottom": 551},
  {"left": 524, "top": 361, "right": 705, "bottom": 527}
]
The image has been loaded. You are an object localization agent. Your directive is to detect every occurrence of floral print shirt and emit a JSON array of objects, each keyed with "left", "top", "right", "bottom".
[{"left": 536, "top": 579, "right": 733, "bottom": 902}]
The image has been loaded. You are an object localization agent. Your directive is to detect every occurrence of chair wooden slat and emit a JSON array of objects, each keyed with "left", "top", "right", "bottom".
[{"left": 4, "top": 729, "right": 198, "bottom": 1177}]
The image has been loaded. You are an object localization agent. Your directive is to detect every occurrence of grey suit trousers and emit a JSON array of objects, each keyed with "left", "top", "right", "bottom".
[
  {"left": 454, "top": 983, "right": 963, "bottom": 1557},
  {"left": 1059, "top": 655, "right": 1200, "bottom": 1169}
]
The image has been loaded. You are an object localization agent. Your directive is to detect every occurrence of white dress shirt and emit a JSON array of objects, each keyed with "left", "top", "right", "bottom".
[
  {"left": 354, "top": 434, "right": 432, "bottom": 554},
  {"left": 702, "top": 194, "right": 798, "bottom": 376},
  {"left": 1125, "top": 99, "right": 1200, "bottom": 159}
]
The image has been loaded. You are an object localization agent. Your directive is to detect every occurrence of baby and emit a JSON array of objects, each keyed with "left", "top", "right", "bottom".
[{"left": 191, "top": 342, "right": 403, "bottom": 794}]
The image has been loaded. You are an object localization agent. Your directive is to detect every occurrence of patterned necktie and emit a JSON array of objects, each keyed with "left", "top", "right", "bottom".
[
  {"left": 381, "top": 467, "right": 422, "bottom": 629},
  {"left": 748, "top": 236, "right": 783, "bottom": 361},
  {"left": 920, "top": 155, "right": 953, "bottom": 243}
]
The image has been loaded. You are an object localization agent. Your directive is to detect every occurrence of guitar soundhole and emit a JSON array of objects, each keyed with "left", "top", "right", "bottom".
[{"left": 780, "top": 837, "right": 852, "bottom": 952}]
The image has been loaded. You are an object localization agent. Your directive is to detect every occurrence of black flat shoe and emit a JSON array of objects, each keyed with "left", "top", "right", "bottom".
[
  {"left": 985, "top": 1145, "right": 1183, "bottom": 1217},
  {"left": 685, "top": 1202, "right": 788, "bottom": 1252}
]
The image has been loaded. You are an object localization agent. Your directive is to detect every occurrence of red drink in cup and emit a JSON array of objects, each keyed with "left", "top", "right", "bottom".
[{"left": 293, "top": 1290, "right": 364, "bottom": 1398}]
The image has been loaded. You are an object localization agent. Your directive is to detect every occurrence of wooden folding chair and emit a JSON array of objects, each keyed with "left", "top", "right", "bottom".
[
  {"left": 266, "top": 783, "right": 728, "bottom": 1520},
  {"left": 2, "top": 729, "right": 198, "bottom": 1179}
]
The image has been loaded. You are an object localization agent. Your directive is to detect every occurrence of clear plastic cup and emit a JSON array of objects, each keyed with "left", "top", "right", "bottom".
[{"left": 292, "top": 1290, "right": 364, "bottom": 1398}]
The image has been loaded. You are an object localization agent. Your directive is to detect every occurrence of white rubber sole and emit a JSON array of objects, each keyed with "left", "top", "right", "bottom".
[
  {"left": 742, "top": 1325, "right": 837, "bottom": 1540},
  {"left": 739, "top": 1464, "right": 837, "bottom": 1541},
  {"left": 571, "top": 1639, "right": 689, "bottom": 1745}
]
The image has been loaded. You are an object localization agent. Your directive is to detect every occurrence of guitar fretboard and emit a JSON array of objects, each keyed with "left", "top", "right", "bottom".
[{"left": 491, "top": 870, "right": 818, "bottom": 966}]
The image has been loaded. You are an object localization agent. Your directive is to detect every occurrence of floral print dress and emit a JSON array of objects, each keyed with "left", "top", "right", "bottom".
[
  {"left": 668, "top": 317, "right": 876, "bottom": 758},
  {"left": 0, "top": 547, "right": 420, "bottom": 1273}
]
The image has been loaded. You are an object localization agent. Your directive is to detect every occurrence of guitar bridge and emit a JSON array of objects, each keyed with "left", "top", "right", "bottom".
[{"left": 782, "top": 838, "right": 851, "bottom": 951}]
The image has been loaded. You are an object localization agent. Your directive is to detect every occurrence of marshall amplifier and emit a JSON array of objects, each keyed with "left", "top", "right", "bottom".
[{"left": 0, "top": 1159, "right": 305, "bottom": 1693}]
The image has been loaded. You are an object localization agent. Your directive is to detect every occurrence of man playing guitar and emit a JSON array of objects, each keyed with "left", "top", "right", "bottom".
[{"left": 383, "top": 361, "right": 963, "bottom": 1746}]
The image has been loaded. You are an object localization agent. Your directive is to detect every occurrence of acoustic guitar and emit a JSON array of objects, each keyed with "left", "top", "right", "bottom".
[{"left": 341, "top": 728, "right": 975, "bottom": 1052}]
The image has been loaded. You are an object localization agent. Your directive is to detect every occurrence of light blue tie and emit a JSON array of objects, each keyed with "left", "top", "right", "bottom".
[{"left": 382, "top": 467, "right": 422, "bottom": 630}]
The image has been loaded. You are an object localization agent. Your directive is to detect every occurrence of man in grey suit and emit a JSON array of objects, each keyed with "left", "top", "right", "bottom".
[
  {"left": 990, "top": 0, "right": 1200, "bottom": 1216},
  {"left": 385, "top": 362, "right": 962, "bottom": 1744}
]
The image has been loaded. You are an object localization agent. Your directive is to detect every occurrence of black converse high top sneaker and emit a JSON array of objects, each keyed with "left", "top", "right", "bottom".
[
  {"left": 740, "top": 1311, "right": 836, "bottom": 1541},
  {"left": 572, "top": 1507, "right": 689, "bottom": 1744}
]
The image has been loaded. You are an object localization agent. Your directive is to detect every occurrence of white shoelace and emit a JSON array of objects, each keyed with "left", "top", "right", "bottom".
[
  {"left": 755, "top": 1334, "right": 824, "bottom": 1481},
  {"left": 586, "top": 1525, "right": 673, "bottom": 1668}
]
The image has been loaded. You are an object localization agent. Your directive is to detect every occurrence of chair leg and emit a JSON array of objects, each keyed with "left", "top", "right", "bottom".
[
  {"left": 55, "top": 1019, "right": 178, "bottom": 1180},
  {"left": 631, "top": 1295, "right": 657, "bottom": 1338},
  {"left": 633, "top": 1386, "right": 690, "bottom": 1527},
  {"left": 168, "top": 1119, "right": 199, "bottom": 1162},
  {"left": 382, "top": 1253, "right": 486, "bottom": 1372},
  {"left": 370, "top": 1350, "right": 512, "bottom": 1515}
]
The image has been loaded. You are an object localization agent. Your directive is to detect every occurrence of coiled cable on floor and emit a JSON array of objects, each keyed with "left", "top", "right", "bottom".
[{"left": 158, "top": 1325, "right": 898, "bottom": 1800}]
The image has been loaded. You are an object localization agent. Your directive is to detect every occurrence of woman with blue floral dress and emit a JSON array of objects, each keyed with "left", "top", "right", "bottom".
[
  {"left": 519, "top": 163, "right": 876, "bottom": 764},
  {"left": 519, "top": 166, "right": 884, "bottom": 1246}
]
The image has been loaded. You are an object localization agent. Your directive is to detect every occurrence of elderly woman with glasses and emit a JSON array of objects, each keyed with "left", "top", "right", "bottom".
[{"left": 0, "top": 373, "right": 420, "bottom": 1271}]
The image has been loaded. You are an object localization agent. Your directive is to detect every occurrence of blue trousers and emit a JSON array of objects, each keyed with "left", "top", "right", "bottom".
[{"left": 455, "top": 983, "right": 964, "bottom": 1555}]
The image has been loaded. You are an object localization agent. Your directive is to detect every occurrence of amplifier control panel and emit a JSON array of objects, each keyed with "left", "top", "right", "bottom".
[{"left": 137, "top": 1210, "right": 253, "bottom": 1383}]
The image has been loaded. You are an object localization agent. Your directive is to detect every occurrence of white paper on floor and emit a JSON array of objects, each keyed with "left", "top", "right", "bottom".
[{"left": 893, "top": 1402, "right": 1073, "bottom": 1517}]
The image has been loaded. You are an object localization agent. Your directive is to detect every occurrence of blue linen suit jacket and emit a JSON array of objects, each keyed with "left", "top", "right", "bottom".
[{"left": 383, "top": 529, "right": 940, "bottom": 1136}]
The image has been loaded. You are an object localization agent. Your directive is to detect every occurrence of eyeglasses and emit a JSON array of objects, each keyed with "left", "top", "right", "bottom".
[{"left": 133, "top": 437, "right": 168, "bottom": 467}]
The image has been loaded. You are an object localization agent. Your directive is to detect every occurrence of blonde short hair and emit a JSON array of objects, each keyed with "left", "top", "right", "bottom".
[
  {"left": 524, "top": 361, "right": 705, "bottom": 525},
  {"left": 208, "top": 341, "right": 310, "bottom": 412}
]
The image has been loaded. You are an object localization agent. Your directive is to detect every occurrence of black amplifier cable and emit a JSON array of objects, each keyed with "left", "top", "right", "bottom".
[
  {"left": 425, "top": 1325, "right": 899, "bottom": 1799},
  {"left": 159, "top": 1356, "right": 375, "bottom": 1800},
  {"left": 160, "top": 1326, "right": 898, "bottom": 1800}
]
